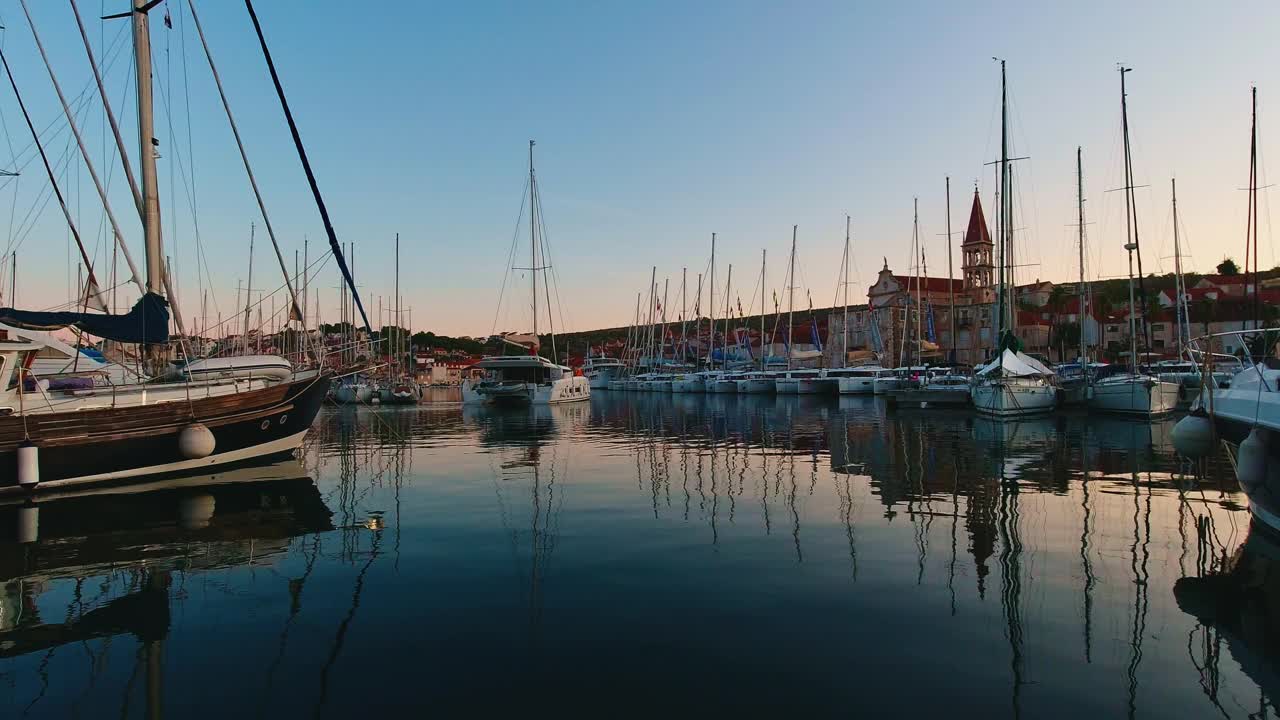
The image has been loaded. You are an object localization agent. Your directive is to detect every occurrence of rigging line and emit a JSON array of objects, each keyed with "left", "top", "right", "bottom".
[
  {"left": 1, "top": 18, "right": 132, "bottom": 179},
  {"left": 244, "top": 0, "right": 370, "bottom": 333},
  {"left": 491, "top": 175, "right": 530, "bottom": 336},
  {"left": 0, "top": 46, "right": 108, "bottom": 311},
  {"left": 188, "top": 0, "right": 310, "bottom": 358},
  {"left": 21, "top": 0, "right": 146, "bottom": 297}
]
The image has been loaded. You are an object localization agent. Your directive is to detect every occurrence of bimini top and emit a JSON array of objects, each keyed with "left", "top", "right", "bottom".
[
  {"left": 476, "top": 355, "right": 566, "bottom": 371},
  {"left": 976, "top": 348, "right": 1055, "bottom": 378}
]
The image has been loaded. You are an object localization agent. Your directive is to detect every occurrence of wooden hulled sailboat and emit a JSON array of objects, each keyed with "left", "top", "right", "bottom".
[{"left": 0, "top": 2, "right": 345, "bottom": 489}]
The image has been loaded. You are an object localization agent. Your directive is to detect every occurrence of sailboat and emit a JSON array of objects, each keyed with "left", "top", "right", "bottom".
[
  {"left": 774, "top": 226, "right": 827, "bottom": 394},
  {"left": 0, "top": 1, "right": 333, "bottom": 489},
  {"left": 378, "top": 234, "right": 422, "bottom": 404},
  {"left": 1059, "top": 147, "right": 1100, "bottom": 407},
  {"left": 825, "top": 215, "right": 888, "bottom": 394},
  {"left": 969, "top": 60, "right": 1058, "bottom": 417},
  {"left": 1174, "top": 87, "right": 1280, "bottom": 534},
  {"left": 1087, "top": 68, "right": 1178, "bottom": 416},
  {"left": 465, "top": 142, "right": 590, "bottom": 406}
]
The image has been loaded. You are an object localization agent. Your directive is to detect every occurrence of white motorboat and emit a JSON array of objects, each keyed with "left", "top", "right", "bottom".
[
  {"left": 583, "top": 356, "right": 626, "bottom": 389},
  {"left": 465, "top": 355, "right": 589, "bottom": 405},
  {"left": 872, "top": 366, "right": 923, "bottom": 395},
  {"left": 710, "top": 372, "right": 744, "bottom": 393},
  {"left": 1088, "top": 372, "right": 1179, "bottom": 415},
  {"left": 970, "top": 349, "right": 1057, "bottom": 417},
  {"left": 825, "top": 365, "right": 886, "bottom": 395},
  {"left": 673, "top": 372, "right": 708, "bottom": 393},
  {"left": 739, "top": 371, "right": 778, "bottom": 394}
]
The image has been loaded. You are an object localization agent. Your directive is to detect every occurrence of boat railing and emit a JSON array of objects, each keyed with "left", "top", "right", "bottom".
[{"left": 1187, "top": 327, "right": 1279, "bottom": 392}]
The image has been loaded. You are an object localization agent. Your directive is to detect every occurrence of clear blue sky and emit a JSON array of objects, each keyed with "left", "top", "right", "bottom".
[{"left": 2, "top": 0, "right": 1278, "bottom": 336}]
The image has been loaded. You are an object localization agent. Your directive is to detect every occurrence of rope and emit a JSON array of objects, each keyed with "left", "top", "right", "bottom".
[{"left": 244, "top": 0, "right": 371, "bottom": 334}]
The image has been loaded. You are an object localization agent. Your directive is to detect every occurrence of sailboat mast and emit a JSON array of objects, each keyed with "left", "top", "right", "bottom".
[
  {"left": 660, "top": 278, "right": 670, "bottom": 367},
  {"left": 693, "top": 273, "right": 702, "bottom": 368},
  {"left": 680, "top": 268, "right": 688, "bottom": 365},
  {"left": 709, "top": 233, "right": 716, "bottom": 367},
  {"left": 945, "top": 178, "right": 954, "bottom": 364},
  {"left": 243, "top": 223, "right": 255, "bottom": 353},
  {"left": 762, "top": 248, "right": 768, "bottom": 370},
  {"left": 1119, "top": 67, "right": 1150, "bottom": 358},
  {"left": 395, "top": 232, "right": 401, "bottom": 375},
  {"left": 843, "top": 216, "right": 850, "bottom": 365},
  {"left": 1171, "top": 178, "right": 1186, "bottom": 358},
  {"left": 999, "top": 60, "right": 1013, "bottom": 337},
  {"left": 529, "top": 140, "right": 538, "bottom": 343},
  {"left": 1248, "top": 86, "right": 1260, "bottom": 330},
  {"left": 788, "top": 225, "right": 797, "bottom": 371},
  {"left": 129, "top": 0, "right": 166, "bottom": 310},
  {"left": 914, "top": 197, "right": 922, "bottom": 363},
  {"left": 1077, "top": 147, "right": 1088, "bottom": 367},
  {"left": 723, "top": 264, "right": 733, "bottom": 369}
]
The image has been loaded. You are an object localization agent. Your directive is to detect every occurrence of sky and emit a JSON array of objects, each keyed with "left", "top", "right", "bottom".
[{"left": 1, "top": 0, "right": 1279, "bottom": 337}]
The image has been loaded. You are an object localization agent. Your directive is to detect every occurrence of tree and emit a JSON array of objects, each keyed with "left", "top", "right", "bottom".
[{"left": 1217, "top": 257, "right": 1240, "bottom": 276}]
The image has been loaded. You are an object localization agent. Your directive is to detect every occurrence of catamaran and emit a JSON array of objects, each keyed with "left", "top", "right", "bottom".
[{"left": 465, "top": 142, "right": 589, "bottom": 406}]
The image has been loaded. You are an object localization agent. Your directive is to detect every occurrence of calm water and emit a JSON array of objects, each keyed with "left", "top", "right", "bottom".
[{"left": 1, "top": 390, "right": 1274, "bottom": 718}]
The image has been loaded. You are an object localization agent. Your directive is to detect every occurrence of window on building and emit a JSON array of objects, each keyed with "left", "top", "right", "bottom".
[{"left": 1151, "top": 323, "right": 1165, "bottom": 331}]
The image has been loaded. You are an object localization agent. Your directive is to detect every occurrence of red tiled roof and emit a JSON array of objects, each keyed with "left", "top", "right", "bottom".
[{"left": 961, "top": 189, "right": 991, "bottom": 249}]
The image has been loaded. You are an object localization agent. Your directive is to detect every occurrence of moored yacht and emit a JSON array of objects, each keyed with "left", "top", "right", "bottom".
[
  {"left": 739, "top": 371, "right": 778, "bottom": 394},
  {"left": 1175, "top": 332, "right": 1280, "bottom": 533},
  {"left": 1088, "top": 371, "right": 1179, "bottom": 416},
  {"left": 584, "top": 355, "right": 626, "bottom": 389},
  {"left": 825, "top": 365, "right": 885, "bottom": 394},
  {"left": 872, "top": 366, "right": 922, "bottom": 395},
  {"left": 710, "top": 372, "right": 744, "bottom": 393},
  {"left": 970, "top": 349, "right": 1058, "bottom": 417},
  {"left": 465, "top": 355, "right": 590, "bottom": 405}
]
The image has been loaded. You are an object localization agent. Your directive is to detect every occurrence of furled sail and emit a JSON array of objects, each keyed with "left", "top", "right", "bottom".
[{"left": 0, "top": 292, "right": 170, "bottom": 345}]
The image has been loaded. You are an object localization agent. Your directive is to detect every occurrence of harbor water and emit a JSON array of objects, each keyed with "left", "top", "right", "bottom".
[{"left": 0, "top": 391, "right": 1271, "bottom": 717}]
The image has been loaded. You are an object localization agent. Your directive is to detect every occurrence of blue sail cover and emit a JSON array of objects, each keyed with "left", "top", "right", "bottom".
[{"left": 0, "top": 292, "right": 170, "bottom": 344}]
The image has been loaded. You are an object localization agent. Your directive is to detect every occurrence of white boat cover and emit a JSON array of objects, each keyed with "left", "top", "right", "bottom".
[{"left": 976, "top": 348, "right": 1055, "bottom": 378}]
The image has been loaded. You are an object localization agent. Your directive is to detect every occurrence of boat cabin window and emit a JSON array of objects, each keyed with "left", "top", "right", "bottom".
[{"left": 489, "top": 364, "right": 552, "bottom": 383}]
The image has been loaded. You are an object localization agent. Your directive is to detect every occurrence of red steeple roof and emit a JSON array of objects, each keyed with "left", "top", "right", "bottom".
[{"left": 961, "top": 188, "right": 991, "bottom": 249}]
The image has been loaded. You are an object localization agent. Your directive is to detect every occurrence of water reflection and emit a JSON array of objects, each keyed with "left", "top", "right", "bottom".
[{"left": 0, "top": 393, "right": 1269, "bottom": 717}]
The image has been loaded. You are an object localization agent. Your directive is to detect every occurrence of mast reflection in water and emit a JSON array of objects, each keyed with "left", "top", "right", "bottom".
[{"left": 0, "top": 393, "right": 1271, "bottom": 718}]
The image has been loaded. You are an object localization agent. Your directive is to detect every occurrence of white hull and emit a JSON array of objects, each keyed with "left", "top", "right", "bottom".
[
  {"left": 464, "top": 376, "right": 591, "bottom": 405},
  {"left": 775, "top": 380, "right": 798, "bottom": 394},
  {"left": 872, "top": 378, "right": 904, "bottom": 395},
  {"left": 674, "top": 377, "right": 705, "bottom": 393},
  {"left": 741, "top": 378, "right": 776, "bottom": 394},
  {"left": 608, "top": 380, "right": 627, "bottom": 391},
  {"left": 650, "top": 380, "right": 673, "bottom": 393},
  {"left": 1088, "top": 377, "right": 1179, "bottom": 416},
  {"left": 837, "top": 377, "right": 876, "bottom": 394},
  {"left": 970, "top": 380, "right": 1057, "bottom": 417},
  {"left": 710, "top": 379, "right": 739, "bottom": 394},
  {"left": 796, "top": 379, "right": 827, "bottom": 395},
  {"left": 588, "top": 370, "right": 622, "bottom": 389}
]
